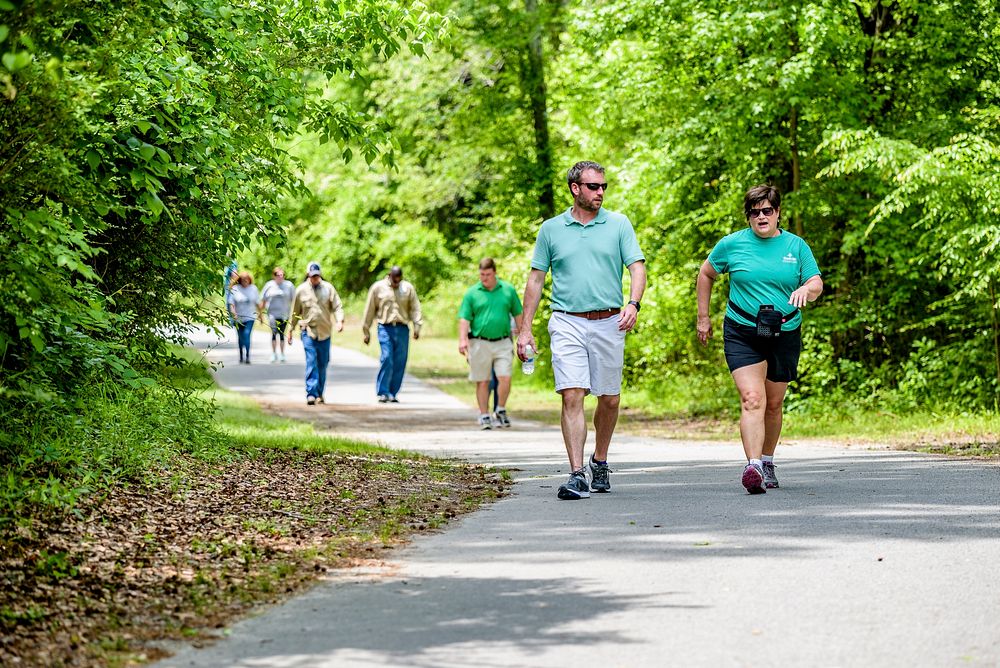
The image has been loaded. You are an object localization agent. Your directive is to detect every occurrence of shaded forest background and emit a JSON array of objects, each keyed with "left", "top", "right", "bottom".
[
  {"left": 246, "top": 0, "right": 1000, "bottom": 414},
  {"left": 1, "top": 0, "right": 999, "bottom": 515}
]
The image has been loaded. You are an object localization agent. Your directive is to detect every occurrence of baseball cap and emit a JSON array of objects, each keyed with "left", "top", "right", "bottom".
[{"left": 307, "top": 262, "right": 321, "bottom": 277}]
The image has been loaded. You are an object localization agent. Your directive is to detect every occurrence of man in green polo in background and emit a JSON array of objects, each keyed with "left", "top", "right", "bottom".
[{"left": 458, "top": 258, "right": 524, "bottom": 429}]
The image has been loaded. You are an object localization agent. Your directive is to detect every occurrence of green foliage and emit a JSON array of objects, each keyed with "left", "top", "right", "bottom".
[
  {"left": 243, "top": 0, "right": 562, "bottom": 299},
  {"left": 0, "top": 377, "right": 221, "bottom": 523},
  {"left": 553, "top": 0, "right": 1000, "bottom": 410},
  {"left": 252, "top": 0, "right": 1000, "bottom": 412},
  {"left": 1, "top": 0, "right": 995, "bottom": 512},
  {"left": 369, "top": 220, "right": 457, "bottom": 291},
  {"left": 0, "top": 0, "right": 447, "bottom": 520},
  {"left": 1, "top": 0, "right": 442, "bottom": 381}
]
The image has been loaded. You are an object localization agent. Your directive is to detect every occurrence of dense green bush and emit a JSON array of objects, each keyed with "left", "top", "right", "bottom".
[
  {"left": 0, "top": 0, "right": 443, "bottom": 516},
  {"left": 0, "top": 378, "right": 221, "bottom": 523}
]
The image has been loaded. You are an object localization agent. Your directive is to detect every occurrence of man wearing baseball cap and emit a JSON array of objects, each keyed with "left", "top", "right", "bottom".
[{"left": 288, "top": 261, "right": 344, "bottom": 405}]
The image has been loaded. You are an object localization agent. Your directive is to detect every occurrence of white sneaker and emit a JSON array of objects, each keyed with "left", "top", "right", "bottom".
[
  {"left": 279, "top": 354, "right": 286, "bottom": 363},
  {"left": 493, "top": 409, "right": 511, "bottom": 428},
  {"left": 478, "top": 415, "right": 493, "bottom": 430},
  {"left": 270, "top": 352, "right": 277, "bottom": 363}
]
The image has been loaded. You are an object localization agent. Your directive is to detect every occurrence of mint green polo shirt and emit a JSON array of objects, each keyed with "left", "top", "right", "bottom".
[
  {"left": 530, "top": 207, "right": 645, "bottom": 312},
  {"left": 708, "top": 228, "right": 821, "bottom": 331},
  {"left": 458, "top": 278, "right": 523, "bottom": 339}
]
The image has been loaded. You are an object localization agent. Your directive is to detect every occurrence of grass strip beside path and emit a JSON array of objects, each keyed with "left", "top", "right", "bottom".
[{"left": 1, "top": 389, "right": 510, "bottom": 667}]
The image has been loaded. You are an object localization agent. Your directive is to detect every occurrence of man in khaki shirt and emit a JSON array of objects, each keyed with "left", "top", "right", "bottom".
[
  {"left": 362, "top": 266, "right": 422, "bottom": 403},
  {"left": 288, "top": 262, "right": 344, "bottom": 405}
]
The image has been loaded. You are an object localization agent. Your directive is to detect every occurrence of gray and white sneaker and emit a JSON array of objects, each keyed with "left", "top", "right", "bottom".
[
  {"left": 493, "top": 409, "right": 511, "bottom": 428},
  {"left": 762, "top": 462, "right": 779, "bottom": 489},
  {"left": 557, "top": 470, "right": 591, "bottom": 500},
  {"left": 478, "top": 415, "right": 493, "bottom": 430},
  {"left": 588, "top": 456, "right": 611, "bottom": 493}
]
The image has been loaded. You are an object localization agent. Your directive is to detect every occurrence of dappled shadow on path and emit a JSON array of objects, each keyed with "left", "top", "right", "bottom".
[
  {"left": 157, "top": 450, "right": 1000, "bottom": 668},
  {"left": 254, "top": 395, "right": 1000, "bottom": 557},
  {"left": 160, "top": 575, "right": 692, "bottom": 668},
  {"left": 178, "top": 328, "right": 1000, "bottom": 668},
  {"left": 467, "top": 454, "right": 1000, "bottom": 561}
]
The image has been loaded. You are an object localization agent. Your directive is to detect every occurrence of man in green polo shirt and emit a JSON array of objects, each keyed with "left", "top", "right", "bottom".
[
  {"left": 518, "top": 160, "right": 646, "bottom": 500},
  {"left": 458, "top": 258, "right": 524, "bottom": 429}
]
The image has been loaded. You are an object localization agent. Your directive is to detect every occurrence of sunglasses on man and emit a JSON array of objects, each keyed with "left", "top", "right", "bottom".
[{"left": 578, "top": 182, "right": 608, "bottom": 191}]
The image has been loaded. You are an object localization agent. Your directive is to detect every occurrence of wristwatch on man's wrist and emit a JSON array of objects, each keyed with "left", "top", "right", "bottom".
[{"left": 628, "top": 300, "right": 641, "bottom": 312}]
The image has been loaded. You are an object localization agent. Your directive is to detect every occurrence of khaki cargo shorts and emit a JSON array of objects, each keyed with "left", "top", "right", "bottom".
[{"left": 468, "top": 337, "right": 514, "bottom": 381}]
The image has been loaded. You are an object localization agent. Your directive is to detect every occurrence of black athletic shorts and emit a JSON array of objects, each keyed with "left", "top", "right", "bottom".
[
  {"left": 722, "top": 317, "right": 802, "bottom": 383},
  {"left": 270, "top": 318, "right": 289, "bottom": 340}
]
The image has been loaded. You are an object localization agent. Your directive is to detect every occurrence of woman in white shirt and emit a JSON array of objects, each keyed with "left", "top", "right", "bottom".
[{"left": 226, "top": 271, "right": 260, "bottom": 364}]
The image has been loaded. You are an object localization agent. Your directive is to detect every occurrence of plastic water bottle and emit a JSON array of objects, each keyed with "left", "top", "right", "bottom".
[{"left": 522, "top": 345, "right": 535, "bottom": 375}]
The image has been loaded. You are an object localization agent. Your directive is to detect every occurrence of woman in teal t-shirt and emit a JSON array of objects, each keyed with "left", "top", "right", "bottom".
[{"left": 696, "top": 185, "right": 824, "bottom": 495}]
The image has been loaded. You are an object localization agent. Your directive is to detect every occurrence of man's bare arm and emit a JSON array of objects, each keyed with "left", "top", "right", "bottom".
[{"left": 516, "top": 269, "right": 546, "bottom": 360}]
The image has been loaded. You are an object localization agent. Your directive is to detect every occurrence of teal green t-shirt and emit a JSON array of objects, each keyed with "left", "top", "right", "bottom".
[
  {"left": 708, "top": 228, "right": 821, "bottom": 331},
  {"left": 457, "top": 278, "right": 523, "bottom": 339},
  {"left": 530, "top": 207, "right": 645, "bottom": 312}
]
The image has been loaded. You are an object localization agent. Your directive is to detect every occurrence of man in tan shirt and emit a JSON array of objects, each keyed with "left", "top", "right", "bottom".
[
  {"left": 288, "top": 262, "right": 344, "bottom": 405},
  {"left": 362, "top": 266, "right": 422, "bottom": 403}
]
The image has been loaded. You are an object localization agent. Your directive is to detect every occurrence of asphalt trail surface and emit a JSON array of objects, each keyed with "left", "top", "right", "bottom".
[{"left": 160, "top": 327, "right": 1000, "bottom": 667}]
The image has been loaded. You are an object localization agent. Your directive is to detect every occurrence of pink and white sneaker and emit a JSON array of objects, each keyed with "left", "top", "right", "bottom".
[{"left": 742, "top": 463, "right": 767, "bottom": 495}]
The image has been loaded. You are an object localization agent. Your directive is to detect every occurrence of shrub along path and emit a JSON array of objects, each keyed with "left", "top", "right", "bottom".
[{"left": 153, "top": 327, "right": 1000, "bottom": 667}]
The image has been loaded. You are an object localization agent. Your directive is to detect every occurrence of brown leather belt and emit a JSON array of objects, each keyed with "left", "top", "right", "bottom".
[{"left": 554, "top": 308, "right": 621, "bottom": 321}]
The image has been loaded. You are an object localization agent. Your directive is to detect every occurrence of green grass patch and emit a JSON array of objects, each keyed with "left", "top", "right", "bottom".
[
  {"left": 780, "top": 407, "right": 1000, "bottom": 446},
  {"left": 209, "top": 388, "right": 394, "bottom": 456}
]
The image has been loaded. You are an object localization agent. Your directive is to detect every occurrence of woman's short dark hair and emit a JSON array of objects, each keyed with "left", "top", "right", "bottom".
[{"left": 743, "top": 184, "right": 781, "bottom": 218}]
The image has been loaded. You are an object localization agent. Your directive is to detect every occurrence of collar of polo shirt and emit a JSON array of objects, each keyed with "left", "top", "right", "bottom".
[{"left": 562, "top": 207, "right": 608, "bottom": 226}]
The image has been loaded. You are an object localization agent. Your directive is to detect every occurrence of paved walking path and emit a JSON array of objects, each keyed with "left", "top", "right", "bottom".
[{"left": 162, "top": 327, "right": 1000, "bottom": 667}]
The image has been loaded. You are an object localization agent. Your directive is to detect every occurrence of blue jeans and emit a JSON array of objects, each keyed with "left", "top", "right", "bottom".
[
  {"left": 489, "top": 368, "right": 499, "bottom": 411},
  {"left": 376, "top": 323, "right": 409, "bottom": 398},
  {"left": 302, "top": 332, "right": 331, "bottom": 399},
  {"left": 235, "top": 319, "right": 254, "bottom": 361}
]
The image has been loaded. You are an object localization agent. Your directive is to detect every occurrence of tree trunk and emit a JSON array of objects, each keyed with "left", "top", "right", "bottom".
[
  {"left": 991, "top": 278, "right": 1000, "bottom": 407},
  {"left": 523, "top": 0, "right": 554, "bottom": 220},
  {"left": 789, "top": 105, "right": 803, "bottom": 236}
]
